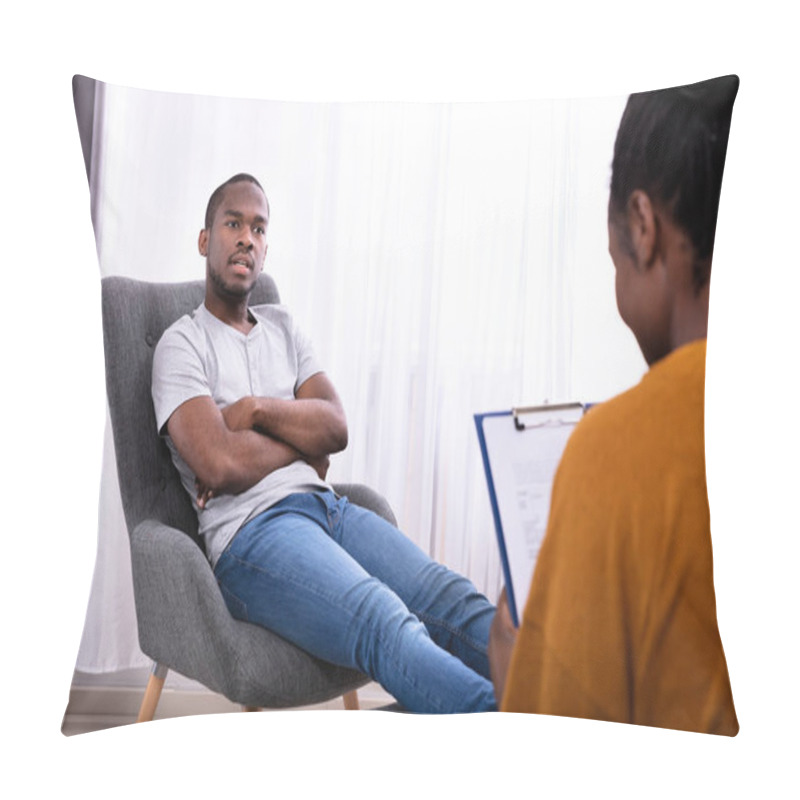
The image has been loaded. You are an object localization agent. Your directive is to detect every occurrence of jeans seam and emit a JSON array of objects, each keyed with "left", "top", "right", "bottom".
[
  {"left": 413, "top": 610, "right": 489, "bottom": 657},
  {"left": 215, "top": 575, "right": 249, "bottom": 621}
]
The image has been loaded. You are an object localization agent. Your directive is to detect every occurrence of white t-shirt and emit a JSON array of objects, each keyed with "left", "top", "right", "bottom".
[{"left": 152, "top": 302, "right": 330, "bottom": 565}]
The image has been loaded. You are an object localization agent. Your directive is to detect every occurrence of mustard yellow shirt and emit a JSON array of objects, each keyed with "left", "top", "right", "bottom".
[{"left": 503, "top": 340, "right": 738, "bottom": 735}]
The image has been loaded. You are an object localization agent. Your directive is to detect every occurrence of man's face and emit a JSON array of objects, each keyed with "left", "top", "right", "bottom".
[{"left": 199, "top": 181, "right": 269, "bottom": 300}]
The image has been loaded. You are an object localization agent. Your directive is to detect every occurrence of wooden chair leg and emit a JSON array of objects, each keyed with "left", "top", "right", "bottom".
[
  {"left": 342, "top": 690, "right": 360, "bottom": 710},
  {"left": 137, "top": 663, "right": 169, "bottom": 723}
]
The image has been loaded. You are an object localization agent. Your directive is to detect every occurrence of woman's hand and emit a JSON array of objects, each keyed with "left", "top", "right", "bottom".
[{"left": 488, "top": 587, "right": 518, "bottom": 707}]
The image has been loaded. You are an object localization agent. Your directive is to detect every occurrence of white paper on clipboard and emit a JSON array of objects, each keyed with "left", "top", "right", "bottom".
[{"left": 475, "top": 403, "right": 585, "bottom": 626}]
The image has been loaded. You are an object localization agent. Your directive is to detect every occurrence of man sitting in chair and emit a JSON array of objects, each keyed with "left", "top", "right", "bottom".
[{"left": 152, "top": 173, "right": 497, "bottom": 714}]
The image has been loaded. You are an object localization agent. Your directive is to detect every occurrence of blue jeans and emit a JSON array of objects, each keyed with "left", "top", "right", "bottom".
[{"left": 213, "top": 490, "right": 497, "bottom": 713}]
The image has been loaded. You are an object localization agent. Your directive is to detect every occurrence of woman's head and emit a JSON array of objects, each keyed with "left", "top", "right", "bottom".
[
  {"left": 607, "top": 76, "right": 738, "bottom": 365},
  {"left": 609, "top": 75, "right": 739, "bottom": 295}
]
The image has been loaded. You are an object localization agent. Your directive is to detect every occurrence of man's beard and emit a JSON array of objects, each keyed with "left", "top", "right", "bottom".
[{"left": 208, "top": 265, "right": 251, "bottom": 299}]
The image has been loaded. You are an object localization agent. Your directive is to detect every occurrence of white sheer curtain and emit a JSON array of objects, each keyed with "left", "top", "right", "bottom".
[{"left": 76, "top": 81, "right": 644, "bottom": 673}]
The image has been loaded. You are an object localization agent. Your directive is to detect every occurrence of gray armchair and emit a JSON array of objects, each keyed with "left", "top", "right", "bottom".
[{"left": 101, "top": 274, "right": 397, "bottom": 720}]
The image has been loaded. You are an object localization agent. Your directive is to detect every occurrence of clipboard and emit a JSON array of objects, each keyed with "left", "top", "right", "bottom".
[{"left": 475, "top": 403, "right": 586, "bottom": 626}]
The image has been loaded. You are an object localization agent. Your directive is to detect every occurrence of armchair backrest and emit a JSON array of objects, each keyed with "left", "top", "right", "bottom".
[{"left": 101, "top": 274, "right": 281, "bottom": 551}]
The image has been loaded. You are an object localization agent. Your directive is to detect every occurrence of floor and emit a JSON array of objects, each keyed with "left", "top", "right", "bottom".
[{"left": 61, "top": 679, "right": 396, "bottom": 736}]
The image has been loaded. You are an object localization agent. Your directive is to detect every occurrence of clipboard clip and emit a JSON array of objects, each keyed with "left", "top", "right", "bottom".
[{"left": 512, "top": 402, "right": 585, "bottom": 431}]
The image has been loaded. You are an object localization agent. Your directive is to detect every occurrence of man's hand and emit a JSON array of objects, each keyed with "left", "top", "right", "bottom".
[
  {"left": 176, "top": 378, "right": 344, "bottom": 504},
  {"left": 167, "top": 396, "right": 302, "bottom": 498},
  {"left": 247, "top": 374, "right": 348, "bottom": 458},
  {"left": 221, "top": 397, "right": 256, "bottom": 432},
  {"left": 194, "top": 452, "right": 327, "bottom": 508},
  {"left": 488, "top": 587, "right": 518, "bottom": 708},
  {"left": 193, "top": 398, "right": 330, "bottom": 502},
  {"left": 195, "top": 479, "right": 214, "bottom": 510},
  {"left": 306, "top": 453, "right": 330, "bottom": 481}
]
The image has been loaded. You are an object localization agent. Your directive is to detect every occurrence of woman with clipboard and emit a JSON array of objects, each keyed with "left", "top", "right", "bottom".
[{"left": 488, "top": 76, "right": 740, "bottom": 737}]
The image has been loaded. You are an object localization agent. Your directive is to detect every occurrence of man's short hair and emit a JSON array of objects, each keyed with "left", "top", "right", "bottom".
[
  {"left": 610, "top": 75, "right": 739, "bottom": 292},
  {"left": 204, "top": 173, "right": 270, "bottom": 230}
]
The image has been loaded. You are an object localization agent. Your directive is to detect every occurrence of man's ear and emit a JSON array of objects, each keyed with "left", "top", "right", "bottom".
[
  {"left": 198, "top": 228, "right": 208, "bottom": 256},
  {"left": 626, "top": 190, "right": 658, "bottom": 270}
]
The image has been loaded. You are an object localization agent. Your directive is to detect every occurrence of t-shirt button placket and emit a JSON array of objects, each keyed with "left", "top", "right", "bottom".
[{"left": 247, "top": 339, "right": 260, "bottom": 394}]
